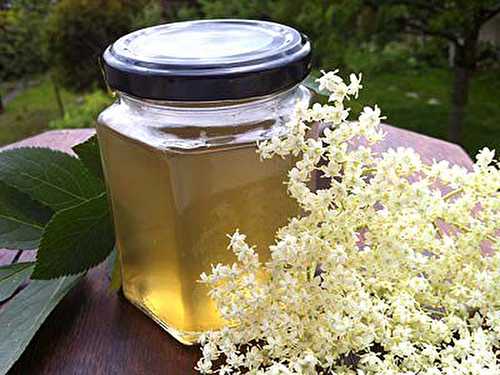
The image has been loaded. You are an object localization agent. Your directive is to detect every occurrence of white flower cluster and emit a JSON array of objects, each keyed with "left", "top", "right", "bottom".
[{"left": 197, "top": 70, "right": 500, "bottom": 374}]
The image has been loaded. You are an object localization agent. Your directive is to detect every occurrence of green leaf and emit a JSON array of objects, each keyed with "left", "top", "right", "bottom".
[
  {"left": 0, "top": 182, "right": 52, "bottom": 250},
  {"left": 72, "top": 135, "right": 104, "bottom": 181},
  {"left": 32, "top": 192, "right": 114, "bottom": 279},
  {"left": 0, "top": 262, "right": 34, "bottom": 301},
  {"left": 0, "top": 147, "right": 104, "bottom": 211},
  {"left": 0, "top": 274, "right": 82, "bottom": 375},
  {"left": 107, "top": 247, "right": 121, "bottom": 293},
  {"left": 303, "top": 74, "right": 329, "bottom": 96}
]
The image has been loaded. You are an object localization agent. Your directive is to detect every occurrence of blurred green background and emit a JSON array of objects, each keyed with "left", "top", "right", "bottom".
[{"left": 1, "top": 0, "right": 499, "bottom": 156}]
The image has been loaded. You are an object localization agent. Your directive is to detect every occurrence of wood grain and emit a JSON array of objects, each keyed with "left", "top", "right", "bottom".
[{"left": 0, "top": 127, "right": 472, "bottom": 375}]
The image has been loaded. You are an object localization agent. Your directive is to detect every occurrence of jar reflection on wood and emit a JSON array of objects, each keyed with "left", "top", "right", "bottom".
[{"left": 98, "top": 20, "right": 312, "bottom": 345}]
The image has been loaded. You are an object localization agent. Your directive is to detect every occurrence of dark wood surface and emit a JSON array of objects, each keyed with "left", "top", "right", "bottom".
[{"left": 0, "top": 127, "right": 472, "bottom": 375}]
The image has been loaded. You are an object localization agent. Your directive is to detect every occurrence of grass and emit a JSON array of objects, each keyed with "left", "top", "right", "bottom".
[
  {"left": 355, "top": 67, "right": 500, "bottom": 156},
  {"left": 0, "top": 76, "right": 77, "bottom": 146},
  {"left": 0, "top": 67, "right": 499, "bottom": 157}
]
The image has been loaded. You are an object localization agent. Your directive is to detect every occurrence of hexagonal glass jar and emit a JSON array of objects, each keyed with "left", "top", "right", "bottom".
[{"left": 98, "top": 20, "right": 312, "bottom": 345}]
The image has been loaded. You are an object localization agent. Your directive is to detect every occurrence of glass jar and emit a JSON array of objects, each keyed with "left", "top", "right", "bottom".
[{"left": 98, "top": 19, "right": 312, "bottom": 345}]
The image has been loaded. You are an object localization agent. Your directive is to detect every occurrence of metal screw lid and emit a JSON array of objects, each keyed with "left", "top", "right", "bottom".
[{"left": 103, "top": 19, "right": 312, "bottom": 101}]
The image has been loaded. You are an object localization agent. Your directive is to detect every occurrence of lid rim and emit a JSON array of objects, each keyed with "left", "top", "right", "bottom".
[{"left": 104, "top": 43, "right": 311, "bottom": 76}]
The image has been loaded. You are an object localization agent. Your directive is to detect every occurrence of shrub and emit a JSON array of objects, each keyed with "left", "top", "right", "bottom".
[
  {"left": 49, "top": 90, "right": 113, "bottom": 129},
  {"left": 130, "top": 0, "right": 164, "bottom": 31},
  {"left": 0, "top": 0, "right": 51, "bottom": 80},
  {"left": 344, "top": 41, "right": 420, "bottom": 75},
  {"left": 45, "top": 0, "right": 163, "bottom": 92}
]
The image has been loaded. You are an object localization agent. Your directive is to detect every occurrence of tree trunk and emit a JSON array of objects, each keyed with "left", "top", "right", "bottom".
[
  {"left": 448, "top": 42, "right": 455, "bottom": 68},
  {"left": 0, "top": 94, "right": 3, "bottom": 114},
  {"left": 448, "top": 30, "right": 478, "bottom": 144},
  {"left": 448, "top": 64, "right": 470, "bottom": 143},
  {"left": 52, "top": 77, "right": 65, "bottom": 117}
]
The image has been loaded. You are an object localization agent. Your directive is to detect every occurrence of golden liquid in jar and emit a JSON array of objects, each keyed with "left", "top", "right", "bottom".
[{"left": 97, "top": 124, "right": 297, "bottom": 344}]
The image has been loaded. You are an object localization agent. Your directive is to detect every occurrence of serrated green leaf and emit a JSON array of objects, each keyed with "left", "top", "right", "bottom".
[
  {"left": 107, "top": 247, "right": 121, "bottom": 293},
  {"left": 32, "top": 192, "right": 114, "bottom": 280},
  {"left": 0, "top": 274, "right": 82, "bottom": 375},
  {"left": 0, "top": 262, "right": 34, "bottom": 301},
  {"left": 0, "top": 147, "right": 104, "bottom": 211},
  {"left": 72, "top": 135, "right": 104, "bottom": 181},
  {"left": 0, "top": 182, "right": 52, "bottom": 250},
  {"left": 303, "top": 74, "right": 329, "bottom": 96}
]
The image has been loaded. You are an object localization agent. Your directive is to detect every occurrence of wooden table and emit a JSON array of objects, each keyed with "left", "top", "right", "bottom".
[{"left": 0, "top": 127, "right": 472, "bottom": 375}]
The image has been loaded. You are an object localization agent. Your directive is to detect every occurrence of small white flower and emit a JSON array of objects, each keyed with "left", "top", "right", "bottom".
[
  {"left": 476, "top": 147, "right": 495, "bottom": 168},
  {"left": 358, "top": 105, "right": 385, "bottom": 129},
  {"left": 316, "top": 69, "right": 342, "bottom": 92},
  {"left": 348, "top": 73, "right": 363, "bottom": 99},
  {"left": 328, "top": 81, "right": 349, "bottom": 103}
]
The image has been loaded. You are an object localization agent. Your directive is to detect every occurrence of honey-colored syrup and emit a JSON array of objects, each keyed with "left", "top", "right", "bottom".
[{"left": 97, "top": 124, "right": 296, "bottom": 344}]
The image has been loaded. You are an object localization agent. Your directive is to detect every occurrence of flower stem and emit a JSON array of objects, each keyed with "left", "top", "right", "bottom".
[{"left": 443, "top": 188, "right": 463, "bottom": 200}]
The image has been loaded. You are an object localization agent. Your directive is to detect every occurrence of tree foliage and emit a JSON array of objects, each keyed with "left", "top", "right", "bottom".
[
  {"left": 372, "top": 0, "right": 500, "bottom": 65},
  {"left": 45, "top": 0, "right": 162, "bottom": 91},
  {"left": 0, "top": 0, "right": 51, "bottom": 81},
  {"left": 370, "top": 0, "right": 500, "bottom": 142},
  {"left": 183, "top": 0, "right": 365, "bottom": 69}
]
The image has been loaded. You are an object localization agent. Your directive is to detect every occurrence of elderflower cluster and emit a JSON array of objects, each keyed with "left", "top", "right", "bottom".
[{"left": 197, "top": 70, "right": 500, "bottom": 374}]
